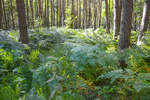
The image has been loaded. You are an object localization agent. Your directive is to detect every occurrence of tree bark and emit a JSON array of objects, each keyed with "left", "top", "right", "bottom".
[
  {"left": 118, "top": 0, "right": 133, "bottom": 69},
  {"left": 78, "top": 0, "right": 81, "bottom": 28},
  {"left": 45, "top": 0, "right": 49, "bottom": 27},
  {"left": 50, "top": 0, "right": 53, "bottom": 26},
  {"left": 62, "top": 0, "right": 65, "bottom": 26},
  {"left": 137, "top": 0, "right": 150, "bottom": 44},
  {"left": 2, "top": 0, "right": 8, "bottom": 29},
  {"left": 30, "top": 0, "right": 34, "bottom": 28},
  {"left": 94, "top": 0, "right": 97, "bottom": 30},
  {"left": 83, "top": 0, "right": 87, "bottom": 29},
  {"left": 118, "top": 0, "right": 133, "bottom": 51},
  {"left": 88, "top": 0, "right": 91, "bottom": 28},
  {"left": 113, "top": 0, "right": 122, "bottom": 40},
  {"left": 105, "top": 0, "right": 110, "bottom": 33},
  {"left": 9, "top": 0, "right": 15, "bottom": 29},
  {"left": 0, "top": 0, "right": 3, "bottom": 29},
  {"left": 26, "top": 0, "right": 30, "bottom": 27},
  {"left": 59, "top": 0, "right": 62, "bottom": 26},
  {"left": 71, "top": 0, "right": 74, "bottom": 28},
  {"left": 98, "top": 0, "right": 102, "bottom": 28},
  {"left": 16, "top": 0, "right": 28, "bottom": 44},
  {"left": 56, "top": 0, "right": 59, "bottom": 27}
]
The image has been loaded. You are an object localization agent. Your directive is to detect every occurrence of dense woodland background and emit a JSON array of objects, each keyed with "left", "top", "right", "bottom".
[{"left": 0, "top": 0, "right": 150, "bottom": 100}]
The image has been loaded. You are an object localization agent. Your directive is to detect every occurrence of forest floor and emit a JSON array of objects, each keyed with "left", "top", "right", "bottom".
[{"left": 0, "top": 28, "right": 150, "bottom": 100}]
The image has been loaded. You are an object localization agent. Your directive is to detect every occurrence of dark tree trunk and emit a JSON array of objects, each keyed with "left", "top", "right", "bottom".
[
  {"left": 51, "top": 0, "right": 55, "bottom": 26},
  {"left": 26, "top": 0, "right": 30, "bottom": 27},
  {"left": 88, "top": 0, "right": 91, "bottom": 28},
  {"left": 118, "top": 0, "right": 133, "bottom": 69},
  {"left": 16, "top": 0, "right": 28, "bottom": 44},
  {"left": 10, "top": 0, "right": 15, "bottom": 29},
  {"left": 56, "top": 0, "right": 59, "bottom": 27},
  {"left": 113, "top": 0, "right": 122, "bottom": 40},
  {"left": 30, "top": 0, "right": 34, "bottom": 28},
  {"left": 59, "top": 0, "right": 62, "bottom": 26},
  {"left": 71, "top": 0, "right": 74, "bottom": 28},
  {"left": 78, "top": 0, "right": 81, "bottom": 28},
  {"left": 98, "top": 0, "right": 102, "bottom": 28},
  {"left": 0, "top": 0, "right": 3, "bottom": 29},
  {"left": 105, "top": 0, "right": 110, "bottom": 33},
  {"left": 94, "top": 0, "right": 97, "bottom": 30},
  {"left": 62, "top": 0, "right": 65, "bottom": 26},
  {"left": 45, "top": 0, "right": 49, "bottom": 27},
  {"left": 118, "top": 0, "right": 133, "bottom": 51},
  {"left": 137, "top": 0, "right": 150, "bottom": 44}
]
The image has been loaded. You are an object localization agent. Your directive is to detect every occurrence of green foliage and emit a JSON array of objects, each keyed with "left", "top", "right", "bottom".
[{"left": 0, "top": 28, "right": 150, "bottom": 100}]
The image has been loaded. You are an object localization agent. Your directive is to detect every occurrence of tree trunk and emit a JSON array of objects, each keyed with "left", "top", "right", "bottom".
[
  {"left": 71, "top": 0, "right": 74, "bottom": 28},
  {"left": 62, "top": 0, "right": 65, "bottom": 26},
  {"left": 137, "top": 0, "right": 150, "bottom": 44},
  {"left": 9, "top": 0, "right": 15, "bottom": 29},
  {"left": 88, "top": 0, "right": 91, "bottom": 28},
  {"left": 16, "top": 0, "right": 28, "bottom": 44},
  {"left": 38, "top": 0, "right": 42, "bottom": 18},
  {"left": 56, "top": 0, "right": 59, "bottom": 27},
  {"left": 98, "top": 0, "right": 102, "bottom": 28},
  {"left": 2, "top": 0, "right": 8, "bottom": 29},
  {"left": 113, "top": 0, "right": 122, "bottom": 40},
  {"left": 118, "top": 0, "right": 133, "bottom": 69},
  {"left": 59, "top": 0, "right": 62, "bottom": 26},
  {"left": 51, "top": 0, "right": 55, "bottom": 26},
  {"left": 30, "top": 0, "right": 34, "bottom": 28},
  {"left": 118, "top": 0, "right": 133, "bottom": 51},
  {"left": 83, "top": 0, "right": 87, "bottom": 29},
  {"left": 105, "top": 0, "right": 110, "bottom": 33},
  {"left": 26, "top": 0, "right": 30, "bottom": 27},
  {"left": 35, "top": 0, "right": 38, "bottom": 18},
  {"left": 45, "top": 0, "right": 49, "bottom": 27},
  {"left": 0, "top": 0, "right": 3, "bottom": 29},
  {"left": 94, "top": 0, "right": 97, "bottom": 30},
  {"left": 78, "top": 0, "right": 81, "bottom": 28}
]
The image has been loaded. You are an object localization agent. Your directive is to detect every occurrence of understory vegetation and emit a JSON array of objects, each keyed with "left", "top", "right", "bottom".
[{"left": 0, "top": 28, "right": 150, "bottom": 100}]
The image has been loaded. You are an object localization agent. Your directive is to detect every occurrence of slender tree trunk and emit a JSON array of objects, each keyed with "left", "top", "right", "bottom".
[
  {"left": 56, "top": 0, "right": 59, "bottom": 27},
  {"left": 98, "top": 0, "right": 102, "bottom": 27},
  {"left": 0, "top": 0, "right": 3, "bottom": 29},
  {"left": 134, "top": 0, "right": 137, "bottom": 31},
  {"left": 26, "top": 0, "right": 30, "bottom": 27},
  {"left": 35, "top": 0, "right": 38, "bottom": 18},
  {"left": 62, "top": 0, "right": 65, "bottom": 26},
  {"left": 16, "top": 0, "right": 28, "bottom": 44},
  {"left": 94, "top": 0, "right": 97, "bottom": 30},
  {"left": 113, "top": 0, "right": 122, "bottom": 40},
  {"left": 51, "top": 0, "right": 55, "bottom": 26},
  {"left": 9, "top": 0, "right": 15, "bottom": 29},
  {"left": 59, "top": 0, "right": 62, "bottom": 26},
  {"left": 79, "top": 0, "right": 81, "bottom": 28},
  {"left": 137, "top": 0, "right": 150, "bottom": 44},
  {"left": 2, "top": 0, "right": 8, "bottom": 29},
  {"left": 38, "top": 0, "right": 42, "bottom": 18},
  {"left": 88, "top": 0, "right": 91, "bottom": 28},
  {"left": 105, "top": 0, "right": 110, "bottom": 33},
  {"left": 30, "top": 0, "right": 34, "bottom": 28},
  {"left": 83, "top": 0, "right": 87, "bottom": 29},
  {"left": 71, "top": 0, "right": 74, "bottom": 28},
  {"left": 45, "top": 0, "right": 49, "bottom": 27}
]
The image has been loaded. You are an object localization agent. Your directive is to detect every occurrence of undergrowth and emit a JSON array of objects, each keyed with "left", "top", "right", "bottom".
[{"left": 0, "top": 27, "right": 150, "bottom": 100}]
